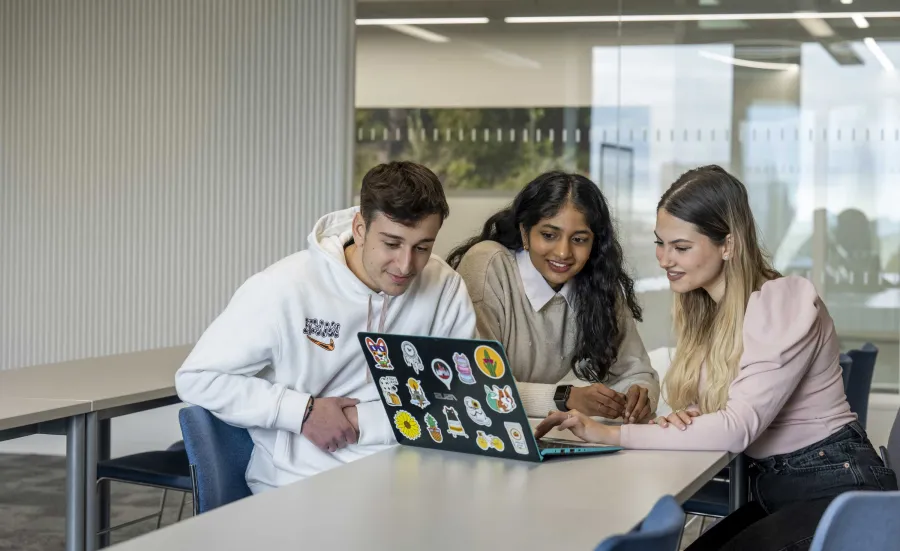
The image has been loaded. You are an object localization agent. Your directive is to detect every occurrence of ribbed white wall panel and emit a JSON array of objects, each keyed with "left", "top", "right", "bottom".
[{"left": 0, "top": 0, "right": 355, "bottom": 369}]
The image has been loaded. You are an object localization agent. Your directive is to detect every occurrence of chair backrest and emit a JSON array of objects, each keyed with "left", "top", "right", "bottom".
[
  {"left": 178, "top": 406, "right": 254, "bottom": 514},
  {"left": 809, "top": 490, "right": 900, "bottom": 551},
  {"left": 838, "top": 354, "right": 853, "bottom": 393},
  {"left": 885, "top": 407, "right": 900, "bottom": 473},
  {"left": 846, "top": 343, "right": 878, "bottom": 428},
  {"left": 595, "top": 495, "right": 685, "bottom": 551}
]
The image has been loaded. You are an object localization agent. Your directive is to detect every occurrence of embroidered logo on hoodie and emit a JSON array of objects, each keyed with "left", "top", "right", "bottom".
[{"left": 304, "top": 318, "right": 341, "bottom": 351}]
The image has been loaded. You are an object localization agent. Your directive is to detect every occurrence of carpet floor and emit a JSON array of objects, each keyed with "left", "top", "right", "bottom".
[{"left": 0, "top": 454, "right": 191, "bottom": 551}]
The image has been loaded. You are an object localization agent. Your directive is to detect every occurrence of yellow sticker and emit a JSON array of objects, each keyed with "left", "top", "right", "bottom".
[
  {"left": 393, "top": 410, "right": 421, "bottom": 441},
  {"left": 473, "top": 345, "right": 506, "bottom": 379}
]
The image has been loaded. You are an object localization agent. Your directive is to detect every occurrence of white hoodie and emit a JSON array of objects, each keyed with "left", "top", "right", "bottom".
[{"left": 175, "top": 207, "right": 477, "bottom": 493}]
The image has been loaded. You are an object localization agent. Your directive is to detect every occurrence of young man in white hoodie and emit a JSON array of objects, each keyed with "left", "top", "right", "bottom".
[{"left": 175, "top": 162, "right": 477, "bottom": 493}]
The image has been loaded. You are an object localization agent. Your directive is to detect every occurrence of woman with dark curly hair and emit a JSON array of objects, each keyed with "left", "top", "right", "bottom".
[{"left": 447, "top": 171, "right": 659, "bottom": 423}]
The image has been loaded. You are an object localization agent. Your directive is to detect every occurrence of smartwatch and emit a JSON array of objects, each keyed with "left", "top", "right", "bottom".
[{"left": 554, "top": 384, "right": 572, "bottom": 412}]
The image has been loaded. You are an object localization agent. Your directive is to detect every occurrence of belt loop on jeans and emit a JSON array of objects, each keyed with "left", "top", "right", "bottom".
[{"left": 847, "top": 421, "right": 866, "bottom": 440}]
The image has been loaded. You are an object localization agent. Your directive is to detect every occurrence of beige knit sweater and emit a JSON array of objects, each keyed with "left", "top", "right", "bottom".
[{"left": 456, "top": 240, "right": 659, "bottom": 418}]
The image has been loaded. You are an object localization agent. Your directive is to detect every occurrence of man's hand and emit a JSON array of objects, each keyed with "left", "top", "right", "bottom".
[
  {"left": 622, "top": 385, "right": 653, "bottom": 424},
  {"left": 566, "top": 384, "right": 626, "bottom": 419},
  {"left": 302, "top": 397, "right": 359, "bottom": 453}
]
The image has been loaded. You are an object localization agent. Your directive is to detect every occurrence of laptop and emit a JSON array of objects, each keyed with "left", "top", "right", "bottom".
[{"left": 357, "top": 332, "right": 623, "bottom": 463}]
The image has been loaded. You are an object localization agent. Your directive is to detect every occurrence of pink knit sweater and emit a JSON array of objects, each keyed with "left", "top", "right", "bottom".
[{"left": 620, "top": 276, "right": 857, "bottom": 459}]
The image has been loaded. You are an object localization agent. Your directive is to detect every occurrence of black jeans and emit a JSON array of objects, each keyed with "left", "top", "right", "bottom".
[{"left": 687, "top": 422, "right": 898, "bottom": 551}]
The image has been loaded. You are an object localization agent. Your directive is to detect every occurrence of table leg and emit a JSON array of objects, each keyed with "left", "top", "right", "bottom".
[
  {"left": 85, "top": 412, "right": 99, "bottom": 551},
  {"left": 66, "top": 415, "right": 86, "bottom": 551},
  {"left": 98, "top": 419, "right": 111, "bottom": 548},
  {"left": 729, "top": 453, "right": 749, "bottom": 513}
]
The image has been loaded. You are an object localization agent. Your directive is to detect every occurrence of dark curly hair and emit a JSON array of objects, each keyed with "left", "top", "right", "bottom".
[{"left": 447, "top": 171, "right": 642, "bottom": 383}]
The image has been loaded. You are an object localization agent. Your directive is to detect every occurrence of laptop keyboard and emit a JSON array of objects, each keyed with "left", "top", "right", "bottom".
[{"left": 537, "top": 439, "right": 585, "bottom": 450}]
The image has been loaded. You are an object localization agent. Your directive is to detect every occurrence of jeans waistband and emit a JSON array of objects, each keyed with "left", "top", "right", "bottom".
[{"left": 753, "top": 421, "right": 866, "bottom": 470}]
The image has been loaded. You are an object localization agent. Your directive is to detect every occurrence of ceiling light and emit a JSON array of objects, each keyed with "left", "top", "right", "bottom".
[
  {"left": 699, "top": 50, "right": 799, "bottom": 71},
  {"left": 852, "top": 15, "right": 870, "bottom": 28},
  {"left": 864, "top": 37, "right": 896, "bottom": 72},
  {"left": 385, "top": 24, "right": 449, "bottom": 43},
  {"left": 356, "top": 18, "right": 489, "bottom": 26},
  {"left": 841, "top": 0, "right": 853, "bottom": 4},
  {"left": 798, "top": 18, "right": 835, "bottom": 37},
  {"left": 504, "top": 12, "right": 900, "bottom": 24}
]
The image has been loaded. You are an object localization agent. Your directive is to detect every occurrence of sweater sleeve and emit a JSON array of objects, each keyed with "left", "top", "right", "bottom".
[
  {"left": 620, "top": 277, "right": 822, "bottom": 453},
  {"left": 516, "top": 373, "right": 582, "bottom": 418},
  {"left": 174, "top": 272, "right": 311, "bottom": 434},
  {"left": 604, "top": 310, "right": 660, "bottom": 414}
]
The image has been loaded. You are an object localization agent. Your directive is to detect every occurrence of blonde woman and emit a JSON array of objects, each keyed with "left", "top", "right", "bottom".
[{"left": 535, "top": 165, "right": 896, "bottom": 551}]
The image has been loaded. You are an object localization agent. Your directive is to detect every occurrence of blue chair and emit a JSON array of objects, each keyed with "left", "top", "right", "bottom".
[
  {"left": 839, "top": 354, "right": 853, "bottom": 393},
  {"left": 178, "top": 406, "right": 254, "bottom": 515},
  {"left": 95, "top": 440, "right": 192, "bottom": 542},
  {"left": 596, "top": 495, "right": 685, "bottom": 551},
  {"left": 682, "top": 477, "right": 729, "bottom": 518},
  {"left": 809, "top": 491, "right": 900, "bottom": 551},
  {"left": 879, "top": 406, "right": 900, "bottom": 484},
  {"left": 846, "top": 343, "right": 878, "bottom": 428}
]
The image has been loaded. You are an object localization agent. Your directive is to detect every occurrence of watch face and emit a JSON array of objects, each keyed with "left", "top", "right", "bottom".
[{"left": 554, "top": 385, "right": 570, "bottom": 402}]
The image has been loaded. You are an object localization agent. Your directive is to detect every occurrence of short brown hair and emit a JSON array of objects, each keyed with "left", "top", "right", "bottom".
[{"left": 359, "top": 161, "right": 450, "bottom": 227}]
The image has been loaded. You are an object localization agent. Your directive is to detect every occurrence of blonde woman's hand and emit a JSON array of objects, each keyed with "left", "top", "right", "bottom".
[{"left": 648, "top": 409, "right": 701, "bottom": 431}]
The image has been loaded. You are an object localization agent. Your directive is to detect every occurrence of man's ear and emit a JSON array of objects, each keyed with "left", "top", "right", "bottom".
[{"left": 352, "top": 212, "right": 367, "bottom": 244}]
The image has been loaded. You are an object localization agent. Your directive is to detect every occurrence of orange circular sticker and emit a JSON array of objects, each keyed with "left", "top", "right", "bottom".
[{"left": 473, "top": 345, "right": 505, "bottom": 379}]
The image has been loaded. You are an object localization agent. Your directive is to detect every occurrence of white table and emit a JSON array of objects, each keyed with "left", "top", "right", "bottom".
[
  {"left": 106, "top": 445, "right": 731, "bottom": 551},
  {"left": 0, "top": 345, "right": 193, "bottom": 551},
  {"left": 0, "top": 345, "right": 190, "bottom": 408},
  {"left": 0, "top": 397, "right": 91, "bottom": 432}
]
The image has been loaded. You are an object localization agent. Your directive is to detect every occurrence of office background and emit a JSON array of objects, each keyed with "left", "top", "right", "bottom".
[{"left": 1, "top": 0, "right": 898, "bottom": 469}]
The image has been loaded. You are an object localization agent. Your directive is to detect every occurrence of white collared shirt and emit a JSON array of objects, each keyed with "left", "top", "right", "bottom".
[{"left": 515, "top": 248, "right": 576, "bottom": 312}]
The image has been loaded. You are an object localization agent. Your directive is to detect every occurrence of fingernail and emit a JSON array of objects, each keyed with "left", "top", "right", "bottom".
[{"left": 681, "top": 426, "right": 686, "bottom": 431}]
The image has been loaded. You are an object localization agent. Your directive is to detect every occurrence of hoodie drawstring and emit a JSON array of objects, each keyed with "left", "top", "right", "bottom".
[{"left": 365, "top": 294, "right": 390, "bottom": 382}]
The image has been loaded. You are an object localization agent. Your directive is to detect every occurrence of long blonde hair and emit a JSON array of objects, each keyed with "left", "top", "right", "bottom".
[{"left": 661, "top": 166, "right": 780, "bottom": 413}]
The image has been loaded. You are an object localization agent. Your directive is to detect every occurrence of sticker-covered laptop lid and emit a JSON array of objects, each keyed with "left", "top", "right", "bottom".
[{"left": 357, "top": 332, "right": 543, "bottom": 463}]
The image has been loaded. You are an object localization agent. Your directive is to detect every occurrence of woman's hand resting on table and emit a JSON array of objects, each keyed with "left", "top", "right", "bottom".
[{"left": 648, "top": 409, "right": 701, "bottom": 430}]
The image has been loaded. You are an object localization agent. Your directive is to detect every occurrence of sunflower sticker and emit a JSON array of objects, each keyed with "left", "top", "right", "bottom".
[
  {"left": 473, "top": 345, "right": 505, "bottom": 379},
  {"left": 393, "top": 410, "right": 422, "bottom": 441}
]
